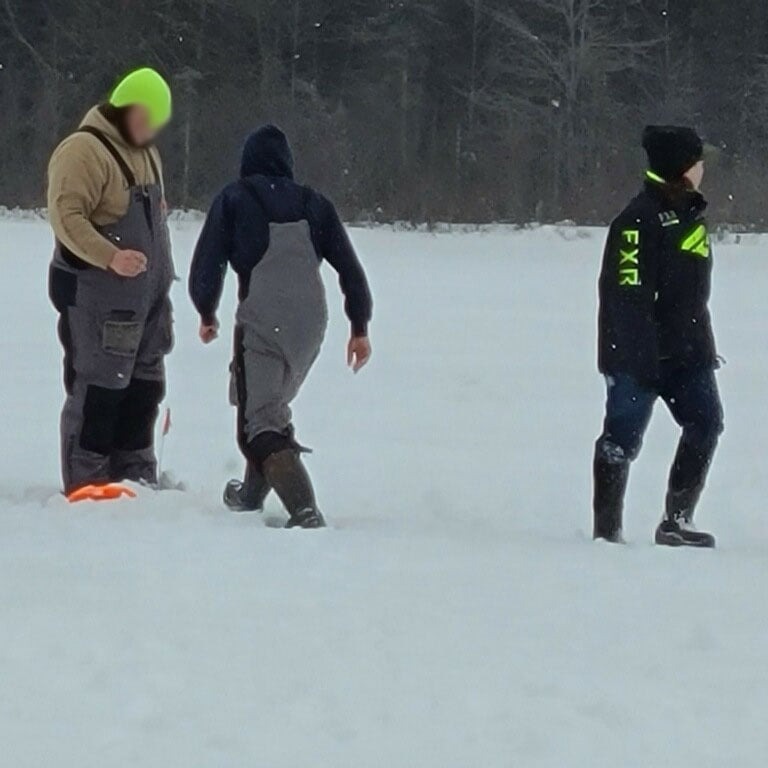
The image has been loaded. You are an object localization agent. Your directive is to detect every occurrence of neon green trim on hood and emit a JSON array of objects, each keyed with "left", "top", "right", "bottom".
[{"left": 645, "top": 169, "right": 666, "bottom": 185}]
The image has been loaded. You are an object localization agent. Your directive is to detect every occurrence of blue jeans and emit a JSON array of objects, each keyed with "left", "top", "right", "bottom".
[{"left": 595, "top": 366, "right": 723, "bottom": 512}]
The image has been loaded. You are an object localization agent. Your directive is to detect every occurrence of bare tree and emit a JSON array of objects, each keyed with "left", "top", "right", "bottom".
[{"left": 0, "top": 0, "right": 767, "bottom": 223}]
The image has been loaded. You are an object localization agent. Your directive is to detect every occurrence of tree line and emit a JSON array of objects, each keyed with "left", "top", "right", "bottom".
[{"left": 2, "top": 0, "right": 768, "bottom": 225}]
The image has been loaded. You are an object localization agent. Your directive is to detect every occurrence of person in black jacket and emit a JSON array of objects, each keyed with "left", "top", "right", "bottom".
[
  {"left": 189, "top": 125, "right": 373, "bottom": 528},
  {"left": 594, "top": 125, "right": 722, "bottom": 548}
]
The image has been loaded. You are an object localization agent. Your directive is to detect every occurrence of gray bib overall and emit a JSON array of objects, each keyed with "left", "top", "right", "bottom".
[
  {"left": 49, "top": 127, "right": 174, "bottom": 492},
  {"left": 232, "top": 190, "right": 328, "bottom": 449}
]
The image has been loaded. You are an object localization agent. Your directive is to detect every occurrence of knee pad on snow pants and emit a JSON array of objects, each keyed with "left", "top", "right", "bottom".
[
  {"left": 114, "top": 378, "right": 165, "bottom": 451},
  {"left": 244, "top": 430, "right": 298, "bottom": 469},
  {"left": 80, "top": 378, "right": 165, "bottom": 455}
]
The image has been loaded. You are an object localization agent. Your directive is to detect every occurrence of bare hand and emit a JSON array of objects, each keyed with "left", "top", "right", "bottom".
[
  {"left": 199, "top": 319, "right": 219, "bottom": 344},
  {"left": 110, "top": 249, "right": 147, "bottom": 277},
  {"left": 347, "top": 336, "right": 372, "bottom": 373}
]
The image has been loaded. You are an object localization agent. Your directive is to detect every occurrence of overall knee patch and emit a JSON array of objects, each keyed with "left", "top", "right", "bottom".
[
  {"left": 81, "top": 386, "right": 127, "bottom": 455},
  {"left": 114, "top": 378, "right": 165, "bottom": 451},
  {"left": 245, "top": 430, "right": 296, "bottom": 468}
]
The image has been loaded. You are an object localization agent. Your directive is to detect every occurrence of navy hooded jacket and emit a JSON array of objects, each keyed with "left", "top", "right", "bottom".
[{"left": 189, "top": 125, "right": 372, "bottom": 336}]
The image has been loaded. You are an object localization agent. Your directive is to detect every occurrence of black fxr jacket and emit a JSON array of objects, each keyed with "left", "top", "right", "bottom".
[{"left": 597, "top": 173, "right": 718, "bottom": 387}]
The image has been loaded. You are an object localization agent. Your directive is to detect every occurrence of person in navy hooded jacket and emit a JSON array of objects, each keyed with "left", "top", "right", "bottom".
[{"left": 189, "top": 125, "right": 373, "bottom": 528}]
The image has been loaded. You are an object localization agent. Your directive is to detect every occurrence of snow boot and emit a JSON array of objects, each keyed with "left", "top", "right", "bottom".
[
  {"left": 285, "top": 507, "right": 326, "bottom": 529},
  {"left": 111, "top": 448, "right": 157, "bottom": 487},
  {"left": 593, "top": 453, "right": 629, "bottom": 543},
  {"left": 223, "top": 462, "right": 270, "bottom": 512},
  {"left": 262, "top": 449, "right": 326, "bottom": 529},
  {"left": 655, "top": 515, "right": 715, "bottom": 548},
  {"left": 655, "top": 485, "right": 715, "bottom": 548}
]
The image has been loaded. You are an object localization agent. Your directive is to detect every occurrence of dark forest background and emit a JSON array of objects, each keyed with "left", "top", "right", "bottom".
[{"left": 2, "top": 0, "right": 768, "bottom": 224}]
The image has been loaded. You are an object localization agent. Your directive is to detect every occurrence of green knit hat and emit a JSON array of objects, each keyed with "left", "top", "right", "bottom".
[{"left": 109, "top": 68, "right": 172, "bottom": 128}]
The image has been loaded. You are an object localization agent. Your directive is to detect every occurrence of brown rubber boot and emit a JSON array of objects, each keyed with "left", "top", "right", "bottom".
[{"left": 262, "top": 449, "right": 326, "bottom": 528}]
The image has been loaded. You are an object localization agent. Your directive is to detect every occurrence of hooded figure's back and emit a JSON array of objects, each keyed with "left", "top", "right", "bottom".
[{"left": 189, "top": 125, "right": 372, "bottom": 339}]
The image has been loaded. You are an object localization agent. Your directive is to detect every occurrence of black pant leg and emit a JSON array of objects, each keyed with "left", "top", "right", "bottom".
[
  {"left": 593, "top": 374, "right": 657, "bottom": 539},
  {"left": 661, "top": 367, "right": 724, "bottom": 519},
  {"left": 596, "top": 374, "right": 657, "bottom": 462}
]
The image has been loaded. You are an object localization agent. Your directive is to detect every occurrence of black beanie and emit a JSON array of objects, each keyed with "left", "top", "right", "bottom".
[{"left": 642, "top": 125, "right": 704, "bottom": 181}]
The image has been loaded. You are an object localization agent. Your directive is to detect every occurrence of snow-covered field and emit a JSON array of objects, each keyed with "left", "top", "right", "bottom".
[{"left": 1, "top": 218, "right": 767, "bottom": 767}]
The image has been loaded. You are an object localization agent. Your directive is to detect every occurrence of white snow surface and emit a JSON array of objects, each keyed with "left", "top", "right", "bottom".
[{"left": 1, "top": 218, "right": 767, "bottom": 767}]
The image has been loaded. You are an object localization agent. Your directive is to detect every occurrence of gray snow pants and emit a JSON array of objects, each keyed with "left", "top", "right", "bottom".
[
  {"left": 49, "top": 132, "right": 174, "bottom": 493},
  {"left": 232, "top": 220, "right": 328, "bottom": 465}
]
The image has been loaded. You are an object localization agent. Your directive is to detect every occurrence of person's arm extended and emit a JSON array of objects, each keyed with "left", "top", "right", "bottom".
[
  {"left": 315, "top": 195, "right": 373, "bottom": 338},
  {"left": 189, "top": 191, "right": 233, "bottom": 341},
  {"left": 47, "top": 136, "right": 123, "bottom": 269},
  {"left": 599, "top": 210, "right": 660, "bottom": 381}
]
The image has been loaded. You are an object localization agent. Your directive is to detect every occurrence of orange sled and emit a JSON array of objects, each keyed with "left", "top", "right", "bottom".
[{"left": 67, "top": 483, "right": 137, "bottom": 503}]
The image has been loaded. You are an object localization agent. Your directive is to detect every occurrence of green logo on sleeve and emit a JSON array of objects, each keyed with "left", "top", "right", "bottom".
[{"left": 680, "top": 224, "right": 710, "bottom": 258}]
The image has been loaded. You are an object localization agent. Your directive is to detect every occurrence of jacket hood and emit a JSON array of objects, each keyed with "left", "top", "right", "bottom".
[
  {"left": 79, "top": 105, "right": 129, "bottom": 148},
  {"left": 240, "top": 125, "right": 294, "bottom": 179}
]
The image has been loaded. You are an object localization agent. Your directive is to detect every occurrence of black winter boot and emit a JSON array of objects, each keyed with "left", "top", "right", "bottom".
[
  {"left": 111, "top": 448, "right": 158, "bottom": 486},
  {"left": 593, "top": 449, "right": 630, "bottom": 543},
  {"left": 262, "top": 449, "right": 326, "bottom": 529},
  {"left": 223, "top": 462, "right": 270, "bottom": 512},
  {"left": 655, "top": 488, "right": 715, "bottom": 548},
  {"left": 654, "top": 514, "right": 716, "bottom": 548}
]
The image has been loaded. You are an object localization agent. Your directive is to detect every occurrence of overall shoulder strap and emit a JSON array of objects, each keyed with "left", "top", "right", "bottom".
[
  {"left": 146, "top": 150, "right": 161, "bottom": 187},
  {"left": 76, "top": 126, "right": 136, "bottom": 187}
]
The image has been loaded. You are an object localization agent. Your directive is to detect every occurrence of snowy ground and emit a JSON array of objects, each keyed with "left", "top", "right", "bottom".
[{"left": 1, "top": 218, "right": 767, "bottom": 767}]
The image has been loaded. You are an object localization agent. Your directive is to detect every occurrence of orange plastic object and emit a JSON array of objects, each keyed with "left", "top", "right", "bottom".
[{"left": 67, "top": 483, "right": 137, "bottom": 503}]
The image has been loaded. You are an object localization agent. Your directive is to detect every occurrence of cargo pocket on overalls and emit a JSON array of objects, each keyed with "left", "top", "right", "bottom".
[{"left": 102, "top": 312, "right": 143, "bottom": 357}]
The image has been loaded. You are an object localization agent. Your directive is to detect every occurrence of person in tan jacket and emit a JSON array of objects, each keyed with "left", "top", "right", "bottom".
[{"left": 47, "top": 68, "right": 175, "bottom": 494}]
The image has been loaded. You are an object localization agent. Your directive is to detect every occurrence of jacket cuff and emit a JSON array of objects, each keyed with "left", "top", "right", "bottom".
[
  {"left": 88, "top": 235, "right": 119, "bottom": 269},
  {"left": 201, "top": 313, "right": 218, "bottom": 327},
  {"left": 351, "top": 322, "right": 368, "bottom": 337}
]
